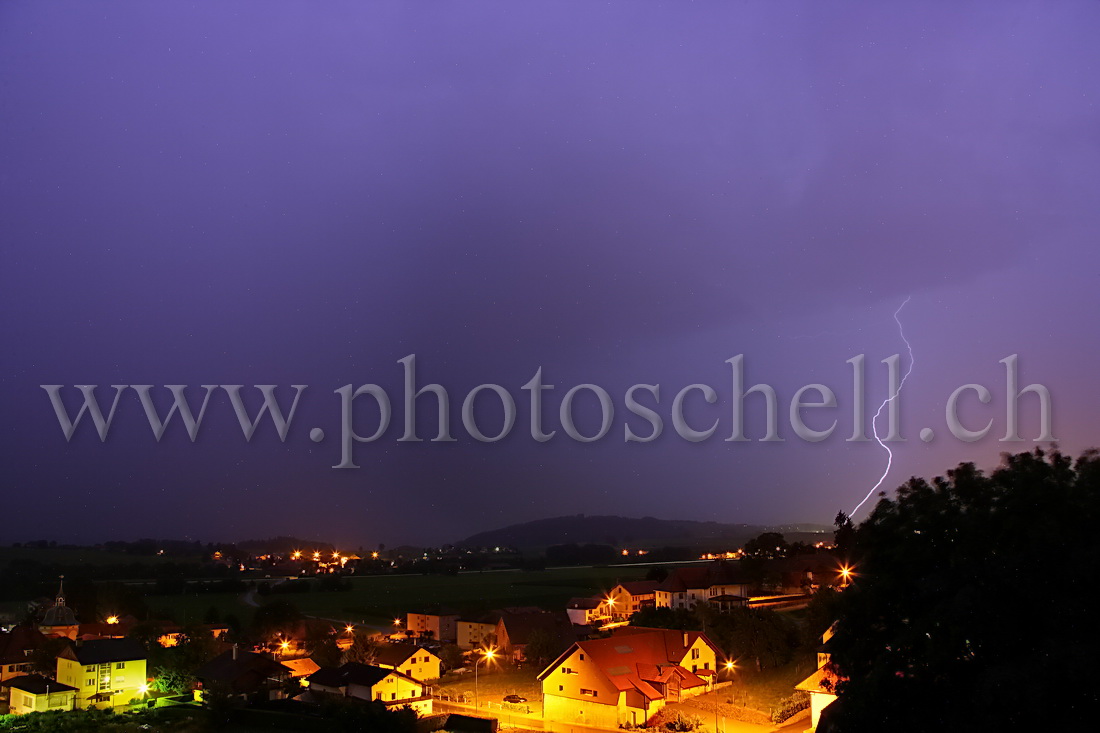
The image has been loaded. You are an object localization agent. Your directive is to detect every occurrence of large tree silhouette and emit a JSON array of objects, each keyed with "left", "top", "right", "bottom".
[{"left": 824, "top": 448, "right": 1098, "bottom": 730}]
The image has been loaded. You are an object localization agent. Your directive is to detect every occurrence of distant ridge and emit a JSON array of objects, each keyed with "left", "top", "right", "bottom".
[{"left": 456, "top": 515, "right": 830, "bottom": 552}]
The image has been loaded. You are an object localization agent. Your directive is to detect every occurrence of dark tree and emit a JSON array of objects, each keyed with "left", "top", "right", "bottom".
[
  {"left": 825, "top": 449, "right": 1099, "bottom": 730},
  {"left": 742, "top": 532, "right": 789, "bottom": 560}
]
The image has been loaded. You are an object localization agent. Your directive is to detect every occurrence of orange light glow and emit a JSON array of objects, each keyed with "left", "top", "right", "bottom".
[
  {"left": 105, "top": 615, "right": 119, "bottom": 625},
  {"left": 345, "top": 625, "right": 355, "bottom": 634}
]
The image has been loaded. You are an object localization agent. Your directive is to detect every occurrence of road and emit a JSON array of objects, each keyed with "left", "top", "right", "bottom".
[{"left": 431, "top": 698, "right": 802, "bottom": 733}]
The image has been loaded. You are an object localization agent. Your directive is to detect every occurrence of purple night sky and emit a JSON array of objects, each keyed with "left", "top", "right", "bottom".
[{"left": 2, "top": 1, "right": 1098, "bottom": 547}]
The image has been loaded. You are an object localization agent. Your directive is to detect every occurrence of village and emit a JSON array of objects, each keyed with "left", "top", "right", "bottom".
[{"left": 0, "top": 537, "right": 847, "bottom": 733}]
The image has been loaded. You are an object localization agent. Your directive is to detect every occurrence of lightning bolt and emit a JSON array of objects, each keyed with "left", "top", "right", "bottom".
[{"left": 851, "top": 296, "right": 914, "bottom": 516}]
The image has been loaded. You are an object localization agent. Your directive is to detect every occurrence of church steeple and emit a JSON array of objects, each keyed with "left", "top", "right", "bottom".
[{"left": 55, "top": 575, "right": 66, "bottom": 607}]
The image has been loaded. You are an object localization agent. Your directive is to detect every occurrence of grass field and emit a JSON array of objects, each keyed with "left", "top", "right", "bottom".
[
  {"left": 142, "top": 565, "right": 655, "bottom": 627},
  {"left": 274, "top": 566, "right": 653, "bottom": 625},
  {"left": 437, "top": 668, "right": 544, "bottom": 711}
]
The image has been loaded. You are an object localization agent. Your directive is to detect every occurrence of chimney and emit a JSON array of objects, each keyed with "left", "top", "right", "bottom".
[
  {"left": 683, "top": 632, "right": 689, "bottom": 648},
  {"left": 232, "top": 643, "right": 238, "bottom": 660}
]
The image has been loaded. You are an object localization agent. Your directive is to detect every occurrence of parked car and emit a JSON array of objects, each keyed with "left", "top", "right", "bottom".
[{"left": 503, "top": 694, "right": 527, "bottom": 704}]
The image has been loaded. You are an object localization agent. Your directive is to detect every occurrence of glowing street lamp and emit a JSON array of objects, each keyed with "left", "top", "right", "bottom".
[
  {"left": 474, "top": 648, "right": 496, "bottom": 709},
  {"left": 345, "top": 624, "right": 355, "bottom": 635},
  {"left": 839, "top": 564, "right": 855, "bottom": 587},
  {"left": 106, "top": 615, "right": 119, "bottom": 625}
]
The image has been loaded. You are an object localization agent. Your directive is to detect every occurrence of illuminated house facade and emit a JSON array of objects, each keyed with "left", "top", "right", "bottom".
[
  {"left": 0, "top": 674, "right": 77, "bottom": 715},
  {"left": 55, "top": 638, "right": 148, "bottom": 709},
  {"left": 373, "top": 644, "right": 443, "bottom": 681},
  {"left": 565, "top": 598, "right": 606, "bottom": 626},
  {"left": 795, "top": 624, "right": 842, "bottom": 730},
  {"left": 457, "top": 616, "right": 499, "bottom": 650},
  {"left": 654, "top": 563, "right": 753, "bottom": 610},
  {"left": 306, "top": 662, "right": 432, "bottom": 715},
  {"left": 605, "top": 581, "right": 659, "bottom": 620},
  {"left": 406, "top": 612, "right": 459, "bottom": 643},
  {"left": 538, "top": 627, "right": 720, "bottom": 728}
]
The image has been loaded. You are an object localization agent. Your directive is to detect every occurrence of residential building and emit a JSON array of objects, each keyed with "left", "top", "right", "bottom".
[
  {"left": 495, "top": 609, "right": 578, "bottom": 663},
  {"left": 605, "top": 581, "right": 659, "bottom": 620},
  {"left": 406, "top": 611, "right": 459, "bottom": 643},
  {"left": 538, "top": 627, "right": 721, "bottom": 728},
  {"left": 305, "top": 662, "right": 432, "bottom": 715},
  {"left": 0, "top": 625, "right": 47, "bottom": 708},
  {"left": 195, "top": 647, "right": 292, "bottom": 703},
  {"left": 55, "top": 638, "right": 148, "bottom": 709},
  {"left": 654, "top": 562, "right": 753, "bottom": 610},
  {"left": 1, "top": 674, "right": 77, "bottom": 715},
  {"left": 795, "top": 624, "right": 842, "bottom": 731},
  {"left": 457, "top": 614, "right": 500, "bottom": 650},
  {"left": 565, "top": 598, "right": 606, "bottom": 626},
  {"left": 373, "top": 644, "right": 443, "bottom": 680}
]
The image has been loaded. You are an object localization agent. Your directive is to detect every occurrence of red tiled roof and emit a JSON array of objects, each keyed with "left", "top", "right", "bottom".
[{"left": 539, "top": 628, "right": 719, "bottom": 704}]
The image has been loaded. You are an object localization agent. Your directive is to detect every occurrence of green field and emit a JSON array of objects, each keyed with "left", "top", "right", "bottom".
[
  {"left": 281, "top": 566, "right": 652, "bottom": 624},
  {"left": 146, "top": 565, "right": 654, "bottom": 627}
]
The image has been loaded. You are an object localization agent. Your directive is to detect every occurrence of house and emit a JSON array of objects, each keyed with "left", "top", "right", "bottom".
[
  {"left": 654, "top": 562, "right": 753, "bottom": 610},
  {"left": 195, "top": 646, "right": 292, "bottom": 702},
  {"left": 407, "top": 611, "right": 459, "bottom": 643},
  {"left": 795, "top": 624, "right": 842, "bottom": 731},
  {"left": 565, "top": 598, "right": 606, "bottom": 626},
  {"left": 373, "top": 644, "right": 443, "bottom": 680},
  {"left": 495, "top": 609, "right": 578, "bottom": 663},
  {"left": 0, "top": 625, "right": 47, "bottom": 707},
  {"left": 605, "top": 581, "right": 659, "bottom": 620},
  {"left": 305, "top": 662, "right": 432, "bottom": 715},
  {"left": 55, "top": 637, "right": 148, "bottom": 709},
  {"left": 538, "top": 627, "right": 721, "bottom": 728},
  {"left": 0, "top": 674, "right": 77, "bottom": 715},
  {"left": 457, "top": 614, "right": 501, "bottom": 650}
]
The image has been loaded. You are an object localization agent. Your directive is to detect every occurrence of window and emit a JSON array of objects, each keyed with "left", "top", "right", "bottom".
[
  {"left": 86, "top": 679, "right": 95, "bottom": 687},
  {"left": 116, "top": 662, "right": 126, "bottom": 669},
  {"left": 562, "top": 667, "right": 576, "bottom": 674},
  {"left": 391, "top": 693, "right": 396, "bottom": 700},
  {"left": 579, "top": 653, "right": 585, "bottom": 661},
  {"left": 691, "top": 648, "right": 700, "bottom": 660},
  {"left": 704, "top": 662, "right": 709, "bottom": 670},
  {"left": 580, "top": 689, "right": 598, "bottom": 697},
  {"left": 86, "top": 666, "right": 95, "bottom": 673},
  {"left": 559, "top": 685, "right": 564, "bottom": 691}
]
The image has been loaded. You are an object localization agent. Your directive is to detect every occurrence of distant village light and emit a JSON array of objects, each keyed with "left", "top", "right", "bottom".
[{"left": 106, "top": 615, "right": 119, "bottom": 625}]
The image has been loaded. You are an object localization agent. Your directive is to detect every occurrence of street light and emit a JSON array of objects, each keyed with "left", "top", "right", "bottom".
[
  {"left": 474, "top": 648, "right": 496, "bottom": 710},
  {"left": 714, "top": 659, "right": 736, "bottom": 733},
  {"left": 839, "top": 564, "right": 855, "bottom": 588}
]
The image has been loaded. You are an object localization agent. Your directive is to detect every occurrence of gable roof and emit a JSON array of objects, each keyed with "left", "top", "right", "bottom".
[
  {"left": 196, "top": 650, "right": 291, "bottom": 693},
  {"left": 498, "top": 609, "right": 577, "bottom": 648},
  {"left": 62, "top": 638, "right": 147, "bottom": 665},
  {"left": 1, "top": 674, "right": 78, "bottom": 695},
  {"left": 616, "top": 581, "right": 660, "bottom": 596},
  {"left": 538, "top": 628, "right": 719, "bottom": 701},
  {"left": 657, "top": 561, "right": 752, "bottom": 593},
  {"left": 373, "top": 643, "right": 436, "bottom": 667},
  {"left": 0, "top": 625, "right": 48, "bottom": 664},
  {"left": 307, "top": 662, "right": 418, "bottom": 690}
]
